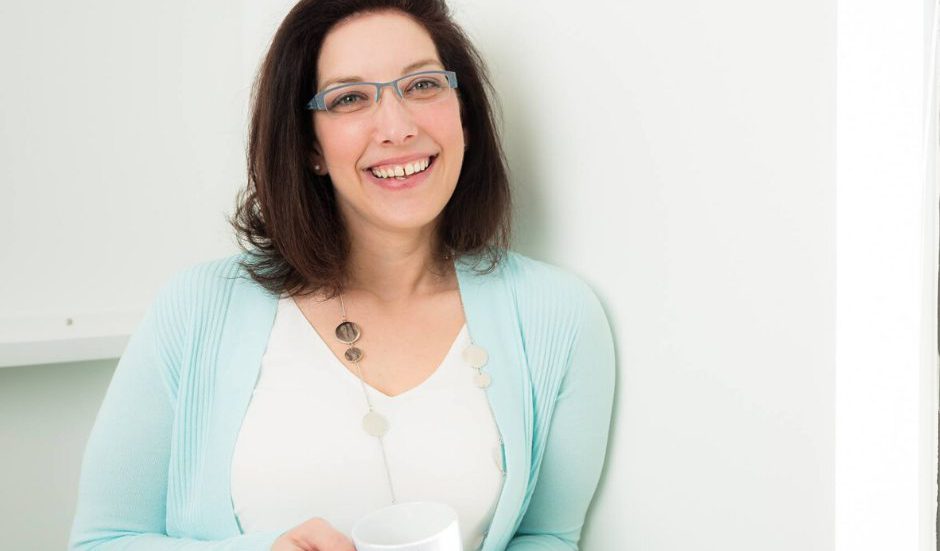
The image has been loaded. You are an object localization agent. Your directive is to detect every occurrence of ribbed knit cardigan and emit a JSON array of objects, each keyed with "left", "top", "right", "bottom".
[{"left": 68, "top": 249, "right": 616, "bottom": 551}]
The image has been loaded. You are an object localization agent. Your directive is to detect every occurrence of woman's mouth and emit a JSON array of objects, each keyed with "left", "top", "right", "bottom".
[{"left": 364, "top": 154, "right": 438, "bottom": 191}]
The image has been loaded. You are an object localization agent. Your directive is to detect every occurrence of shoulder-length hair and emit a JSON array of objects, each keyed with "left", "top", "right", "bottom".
[{"left": 228, "top": 0, "right": 513, "bottom": 299}]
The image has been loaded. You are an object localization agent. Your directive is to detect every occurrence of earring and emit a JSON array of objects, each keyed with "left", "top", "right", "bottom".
[{"left": 314, "top": 164, "right": 321, "bottom": 172}]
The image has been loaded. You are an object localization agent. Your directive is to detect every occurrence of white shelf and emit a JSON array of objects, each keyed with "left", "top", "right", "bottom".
[{"left": 0, "top": 311, "right": 142, "bottom": 368}]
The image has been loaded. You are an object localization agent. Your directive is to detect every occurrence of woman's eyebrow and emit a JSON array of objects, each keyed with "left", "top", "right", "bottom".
[{"left": 319, "top": 58, "right": 444, "bottom": 89}]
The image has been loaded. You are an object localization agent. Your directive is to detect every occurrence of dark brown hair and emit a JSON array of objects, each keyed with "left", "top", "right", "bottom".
[{"left": 228, "top": 0, "right": 513, "bottom": 299}]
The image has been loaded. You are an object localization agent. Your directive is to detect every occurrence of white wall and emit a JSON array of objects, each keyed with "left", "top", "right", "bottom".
[{"left": 2, "top": 0, "right": 840, "bottom": 549}]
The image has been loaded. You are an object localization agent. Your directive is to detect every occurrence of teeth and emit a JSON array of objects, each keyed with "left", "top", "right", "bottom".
[{"left": 370, "top": 157, "right": 432, "bottom": 179}]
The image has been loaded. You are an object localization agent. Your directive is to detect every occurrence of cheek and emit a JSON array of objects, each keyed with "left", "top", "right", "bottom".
[
  {"left": 418, "top": 101, "right": 464, "bottom": 145},
  {"left": 317, "top": 119, "right": 369, "bottom": 165}
]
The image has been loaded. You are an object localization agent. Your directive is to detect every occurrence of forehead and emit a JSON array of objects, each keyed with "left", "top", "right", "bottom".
[{"left": 317, "top": 11, "right": 441, "bottom": 84}]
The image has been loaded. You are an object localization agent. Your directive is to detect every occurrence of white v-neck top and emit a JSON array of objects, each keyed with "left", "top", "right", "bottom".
[{"left": 230, "top": 296, "right": 504, "bottom": 550}]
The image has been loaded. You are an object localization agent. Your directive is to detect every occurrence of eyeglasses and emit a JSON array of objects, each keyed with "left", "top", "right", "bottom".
[{"left": 305, "top": 70, "right": 458, "bottom": 114}]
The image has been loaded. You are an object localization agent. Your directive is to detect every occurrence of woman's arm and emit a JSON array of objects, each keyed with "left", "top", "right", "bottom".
[
  {"left": 506, "top": 284, "right": 617, "bottom": 551},
  {"left": 67, "top": 272, "right": 283, "bottom": 550}
]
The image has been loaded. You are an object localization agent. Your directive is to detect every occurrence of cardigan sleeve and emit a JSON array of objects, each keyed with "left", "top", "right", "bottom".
[
  {"left": 506, "top": 283, "right": 616, "bottom": 551},
  {"left": 67, "top": 272, "right": 284, "bottom": 551}
]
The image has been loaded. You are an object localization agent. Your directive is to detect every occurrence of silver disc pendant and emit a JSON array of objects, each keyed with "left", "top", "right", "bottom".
[
  {"left": 462, "top": 343, "right": 488, "bottom": 368},
  {"left": 336, "top": 321, "right": 361, "bottom": 344},
  {"left": 362, "top": 410, "right": 388, "bottom": 437},
  {"left": 474, "top": 372, "right": 492, "bottom": 388}
]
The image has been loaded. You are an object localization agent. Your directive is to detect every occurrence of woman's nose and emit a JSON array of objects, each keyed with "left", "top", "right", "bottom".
[{"left": 371, "top": 85, "right": 417, "bottom": 144}]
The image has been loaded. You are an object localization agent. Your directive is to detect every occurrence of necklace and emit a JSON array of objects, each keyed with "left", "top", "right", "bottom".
[{"left": 331, "top": 257, "right": 504, "bottom": 504}]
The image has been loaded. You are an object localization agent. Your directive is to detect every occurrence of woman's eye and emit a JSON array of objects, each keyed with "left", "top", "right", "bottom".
[
  {"left": 337, "top": 94, "right": 362, "bottom": 105},
  {"left": 329, "top": 93, "right": 368, "bottom": 110},
  {"left": 410, "top": 79, "right": 441, "bottom": 91}
]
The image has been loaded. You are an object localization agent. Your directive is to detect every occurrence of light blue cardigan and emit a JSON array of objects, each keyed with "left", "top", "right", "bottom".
[{"left": 68, "top": 249, "right": 616, "bottom": 551}]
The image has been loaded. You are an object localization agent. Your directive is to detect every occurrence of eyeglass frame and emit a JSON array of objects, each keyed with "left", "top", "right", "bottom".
[{"left": 305, "top": 69, "right": 459, "bottom": 112}]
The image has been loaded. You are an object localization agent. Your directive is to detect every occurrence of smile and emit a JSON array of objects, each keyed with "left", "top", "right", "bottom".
[
  {"left": 364, "top": 154, "right": 438, "bottom": 191},
  {"left": 369, "top": 155, "right": 434, "bottom": 179}
]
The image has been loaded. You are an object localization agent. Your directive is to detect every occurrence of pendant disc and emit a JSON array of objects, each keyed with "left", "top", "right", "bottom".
[
  {"left": 362, "top": 411, "right": 388, "bottom": 437},
  {"left": 344, "top": 346, "right": 363, "bottom": 362},
  {"left": 474, "top": 372, "right": 492, "bottom": 388},
  {"left": 462, "top": 343, "right": 488, "bottom": 368},
  {"left": 336, "top": 321, "right": 361, "bottom": 344}
]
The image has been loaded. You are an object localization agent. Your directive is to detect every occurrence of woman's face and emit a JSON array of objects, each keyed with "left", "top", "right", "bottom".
[{"left": 312, "top": 11, "right": 465, "bottom": 238}]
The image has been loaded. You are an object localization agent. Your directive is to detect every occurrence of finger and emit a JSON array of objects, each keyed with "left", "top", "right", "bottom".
[{"left": 298, "top": 518, "right": 357, "bottom": 551}]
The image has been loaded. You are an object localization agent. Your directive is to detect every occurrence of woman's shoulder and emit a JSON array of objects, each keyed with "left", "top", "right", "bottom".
[
  {"left": 501, "top": 249, "right": 599, "bottom": 303},
  {"left": 164, "top": 252, "right": 244, "bottom": 286},
  {"left": 495, "top": 249, "right": 606, "bottom": 334},
  {"left": 152, "top": 252, "right": 250, "bottom": 310}
]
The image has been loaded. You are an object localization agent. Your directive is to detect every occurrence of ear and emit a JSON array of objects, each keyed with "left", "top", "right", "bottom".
[{"left": 308, "top": 142, "right": 326, "bottom": 175}]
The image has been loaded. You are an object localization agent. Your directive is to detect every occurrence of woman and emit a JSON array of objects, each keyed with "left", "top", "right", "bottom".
[{"left": 68, "top": 1, "right": 616, "bottom": 550}]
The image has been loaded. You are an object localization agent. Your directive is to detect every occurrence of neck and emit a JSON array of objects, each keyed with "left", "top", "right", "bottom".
[{"left": 343, "top": 226, "right": 454, "bottom": 305}]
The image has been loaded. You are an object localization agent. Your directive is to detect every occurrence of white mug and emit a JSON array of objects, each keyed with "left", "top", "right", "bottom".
[{"left": 351, "top": 501, "right": 463, "bottom": 551}]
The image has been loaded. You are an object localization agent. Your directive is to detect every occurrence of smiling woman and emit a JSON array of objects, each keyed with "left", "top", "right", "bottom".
[{"left": 67, "top": 2, "right": 616, "bottom": 551}]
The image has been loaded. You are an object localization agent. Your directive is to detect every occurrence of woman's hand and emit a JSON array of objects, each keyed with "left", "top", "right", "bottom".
[{"left": 271, "top": 517, "right": 357, "bottom": 551}]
